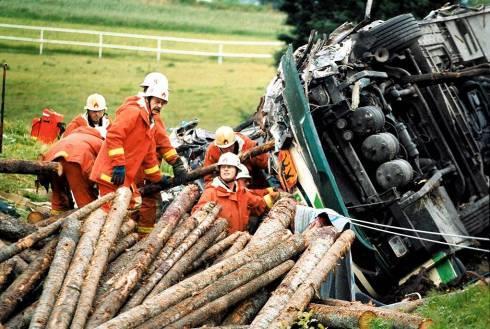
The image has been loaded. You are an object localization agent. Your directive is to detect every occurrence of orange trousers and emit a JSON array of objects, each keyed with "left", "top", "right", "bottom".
[
  {"left": 51, "top": 160, "right": 97, "bottom": 212},
  {"left": 98, "top": 182, "right": 142, "bottom": 213}
]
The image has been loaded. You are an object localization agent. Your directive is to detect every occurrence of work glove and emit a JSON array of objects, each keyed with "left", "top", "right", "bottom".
[
  {"left": 269, "top": 190, "right": 281, "bottom": 204},
  {"left": 172, "top": 157, "right": 188, "bottom": 186},
  {"left": 111, "top": 165, "right": 126, "bottom": 186},
  {"left": 159, "top": 175, "right": 172, "bottom": 190}
]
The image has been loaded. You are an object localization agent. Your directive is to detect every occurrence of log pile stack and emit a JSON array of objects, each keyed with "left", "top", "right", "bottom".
[{"left": 0, "top": 183, "right": 431, "bottom": 329}]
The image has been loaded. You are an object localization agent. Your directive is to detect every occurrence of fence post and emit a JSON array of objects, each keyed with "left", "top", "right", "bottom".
[
  {"left": 39, "top": 29, "right": 44, "bottom": 55},
  {"left": 218, "top": 43, "right": 223, "bottom": 64},
  {"left": 98, "top": 33, "right": 103, "bottom": 58},
  {"left": 157, "top": 39, "right": 161, "bottom": 62}
]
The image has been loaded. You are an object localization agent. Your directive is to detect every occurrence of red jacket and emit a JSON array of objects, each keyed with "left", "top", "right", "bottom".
[
  {"left": 43, "top": 126, "right": 103, "bottom": 177},
  {"left": 90, "top": 96, "right": 161, "bottom": 188},
  {"left": 153, "top": 115, "right": 178, "bottom": 165},
  {"left": 64, "top": 113, "right": 111, "bottom": 138},
  {"left": 203, "top": 133, "right": 268, "bottom": 183},
  {"left": 192, "top": 177, "right": 271, "bottom": 233}
]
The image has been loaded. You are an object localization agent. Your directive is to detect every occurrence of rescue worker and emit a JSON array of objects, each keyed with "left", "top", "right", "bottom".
[
  {"left": 203, "top": 126, "right": 268, "bottom": 185},
  {"left": 42, "top": 126, "right": 103, "bottom": 214},
  {"left": 236, "top": 164, "right": 276, "bottom": 197},
  {"left": 64, "top": 93, "right": 111, "bottom": 138},
  {"left": 133, "top": 72, "right": 187, "bottom": 235},
  {"left": 193, "top": 153, "right": 279, "bottom": 233},
  {"left": 90, "top": 83, "right": 172, "bottom": 211}
]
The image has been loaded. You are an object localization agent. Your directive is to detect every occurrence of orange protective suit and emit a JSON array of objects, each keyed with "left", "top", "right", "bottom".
[
  {"left": 192, "top": 177, "right": 272, "bottom": 233},
  {"left": 203, "top": 133, "right": 268, "bottom": 184},
  {"left": 90, "top": 96, "right": 162, "bottom": 210},
  {"left": 43, "top": 126, "right": 103, "bottom": 212},
  {"left": 134, "top": 114, "right": 179, "bottom": 234},
  {"left": 64, "top": 113, "right": 111, "bottom": 138}
]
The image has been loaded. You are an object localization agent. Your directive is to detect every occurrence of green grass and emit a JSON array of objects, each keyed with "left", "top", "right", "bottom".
[
  {"left": 0, "top": 0, "right": 286, "bottom": 38},
  {"left": 415, "top": 285, "right": 490, "bottom": 329}
]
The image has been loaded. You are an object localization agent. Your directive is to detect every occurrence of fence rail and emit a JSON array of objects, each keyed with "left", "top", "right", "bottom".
[{"left": 0, "top": 23, "right": 283, "bottom": 63}]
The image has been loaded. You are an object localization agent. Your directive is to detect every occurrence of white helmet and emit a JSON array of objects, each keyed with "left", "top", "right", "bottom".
[
  {"left": 144, "top": 82, "right": 169, "bottom": 102},
  {"left": 140, "top": 72, "right": 168, "bottom": 89},
  {"left": 217, "top": 152, "right": 241, "bottom": 168},
  {"left": 214, "top": 126, "right": 236, "bottom": 148},
  {"left": 84, "top": 93, "right": 107, "bottom": 112},
  {"left": 236, "top": 164, "right": 251, "bottom": 180}
]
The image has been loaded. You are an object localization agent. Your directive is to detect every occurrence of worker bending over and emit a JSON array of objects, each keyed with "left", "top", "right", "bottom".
[
  {"left": 203, "top": 126, "right": 268, "bottom": 185},
  {"left": 193, "top": 152, "right": 279, "bottom": 233},
  {"left": 43, "top": 126, "right": 103, "bottom": 214},
  {"left": 90, "top": 82, "right": 171, "bottom": 211},
  {"left": 64, "top": 93, "right": 111, "bottom": 138},
  {"left": 133, "top": 72, "right": 187, "bottom": 235}
]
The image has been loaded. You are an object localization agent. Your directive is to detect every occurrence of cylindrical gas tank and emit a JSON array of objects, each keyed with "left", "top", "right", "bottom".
[
  {"left": 376, "top": 159, "right": 413, "bottom": 190},
  {"left": 350, "top": 106, "right": 385, "bottom": 135},
  {"left": 361, "top": 133, "right": 400, "bottom": 163}
]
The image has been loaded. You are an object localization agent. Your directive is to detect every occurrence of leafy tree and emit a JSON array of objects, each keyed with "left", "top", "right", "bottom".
[{"left": 278, "top": 0, "right": 449, "bottom": 50}]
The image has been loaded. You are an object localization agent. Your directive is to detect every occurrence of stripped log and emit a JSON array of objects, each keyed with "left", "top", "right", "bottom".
[
  {"left": 0, "top": 259, "right": 15, "bottom": 292},
  {"left": 121, "top": 203, "right": 218, "bottom": 311},
  {"left": 70, "top": 187, "right": 131, "bottom": 329},
  {"left": 4, "top": 301, "right": 38, "bottom": 329},
  {"left": 0, "top": 193, "right": 115, "bottom": 263},
  {"left": 29, "top": 217, "right": 81, "bottom": 329},
  {"left": 85, "top": 186, "right": 200, "bottom": 327},
  {"left": 108, "top": 233, "right": 139, "bottom": 262},
  {"left": 214, "top": 232, "right": 251, "bottom": 263},
  {"left": 138, "top": 204, "right": 221, "bottom": 303},
  {"left": 34, "top": 210, "right": 76, "bottom": 228},
  {"left": 269, "top": 230, "right": 356, "bottom": 329},
  {"left": 309, "top": 303, "right": 433, "bottom": 329},
  {"left": 250, "top": 227, "right": 337, "bottom": 329},
  {"left": 247, "top": 198, "right": 296, "bottom": 248},
  {"left": 150, "top": 218, "right": 228, "bottom": 297},
  {"left": 117, "top": 218, "right": 137, "bottom": 240},
  {"left": 222, "top": 289, "right": 270, "bottom": 325},
  {"left": 137, "top": 235, "right": 305, "bottom": 329},
  {"left": 95, "top": 230, "right": 293, "bottom": 329},
  {"left": 0, "top": 213, "right": 36, "bottom": 241},
  {"left": 46, "top": 209, "right": 106, "bottom": 329},
  {"left": 0, "top": 240, "right": 27, "bottom": 275},
  {"left": 140, "top": 141, "right": 275, "bottom": 196},
  {"left": 168, "top": 261, "right": 294, "bottom": 329},
  {"left": 18, "top": 249, "right": 40, "bottom": 263},
  {"left": 0, "top": 159, "right": 62, "bottom": 176},
  {"left": 0, "top": 238, "right": 58, "bottom": 322},
  {"left": 192, "top": 231, "right": 241, "bottom": 270}
]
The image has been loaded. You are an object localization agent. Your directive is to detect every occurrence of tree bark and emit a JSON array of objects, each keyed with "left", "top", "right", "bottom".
[
  {"left": 140, "top": 204, "right": 221, "bottom": 302},
  {"left": 191, "top": 231, "right": 241, "bottom": 270},
  {"left": 18, "top": 249, "right": 40, "bottom": 264},
  {"left": 0, "top": 238, "right": 58, "bottom": 322},
  {"left": 4, "top": 301, "right": 38, "bottom": 329},
  {"left": 46, "top": 208, "right": 106, "bottom": 329},
  {"left": 34, "top": 210, "right": 76, "bottom": 228},
  {"left": 309, "top": 303, "right": 433, "bottom": 329},
  {"left": 108, "top": 232, "right": 139, "bottom": 262},
  {"left": 0, "top": 193, "right": 115, "bottom": 263},
  {"left": 0, "top": 159, "right": 62, "bottom": 176},
  {"left": 0, "top": 213, "right": 36, "bottom": 241},
  {"left": 150, "top": 218, "right": 228, "bottom": 297},
  {"left": 121, "top": 203, "right": 218, "bottom": 311},
  {"left": 0, "top": 240, "right": 27, "bottom": 275},
  {"left": 222, "top": 289, "right": 270, "bottom": 325},
  {"left": 168, "top": 261, "right": 293, "bottom": 329},
  {"left": 29, "top": 217, "right": 81, "bottom": 329},
  {"left": 137, "top": 235, "right": 305, "bottom": 329},
  {"left": 70, "top": 187, "right": 131, "bottom": 329},
  {"left": 214, "top": 232, "right": 251, "bottom": 264},
  {"left": 269, "top": 230, "right": 356, "bottom": 329},
  {"left": 117, "top": 218, "right": 137, "bottom": 240},
  {"left": 247, "top": 198, "right": 296, "bottom": 248},
  {"left": 95, "top": 230, "right": 294, "bottom": 329},
  {"left": 250, "top": 228, "right": 337, "bottom": 329},
  {"left": 139, "top": 141, "right": 275, "bottom": 196},
  {"left": 0, "top": 259, "right": 16, "bottom": 292}
]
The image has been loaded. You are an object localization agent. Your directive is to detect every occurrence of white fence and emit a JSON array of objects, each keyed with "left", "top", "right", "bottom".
[{"left": 0, "top": 23, "right": 283, "bottom": 63}]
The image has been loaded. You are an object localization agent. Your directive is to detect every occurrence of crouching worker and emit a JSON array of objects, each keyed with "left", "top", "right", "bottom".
[
  {"left": 192, "top": 152, "right": 280, "bottom": 233},
  {"left": 42, "top": 126, "right": 103, "bottom": 215},
  {"left": 90, "top": 83, "right": 170, "bottom": 213}
]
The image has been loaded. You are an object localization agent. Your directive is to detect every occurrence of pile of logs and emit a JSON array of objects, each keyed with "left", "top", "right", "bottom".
[{"left": 0, "top": 184, "right": 432, "bottom": 329}]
